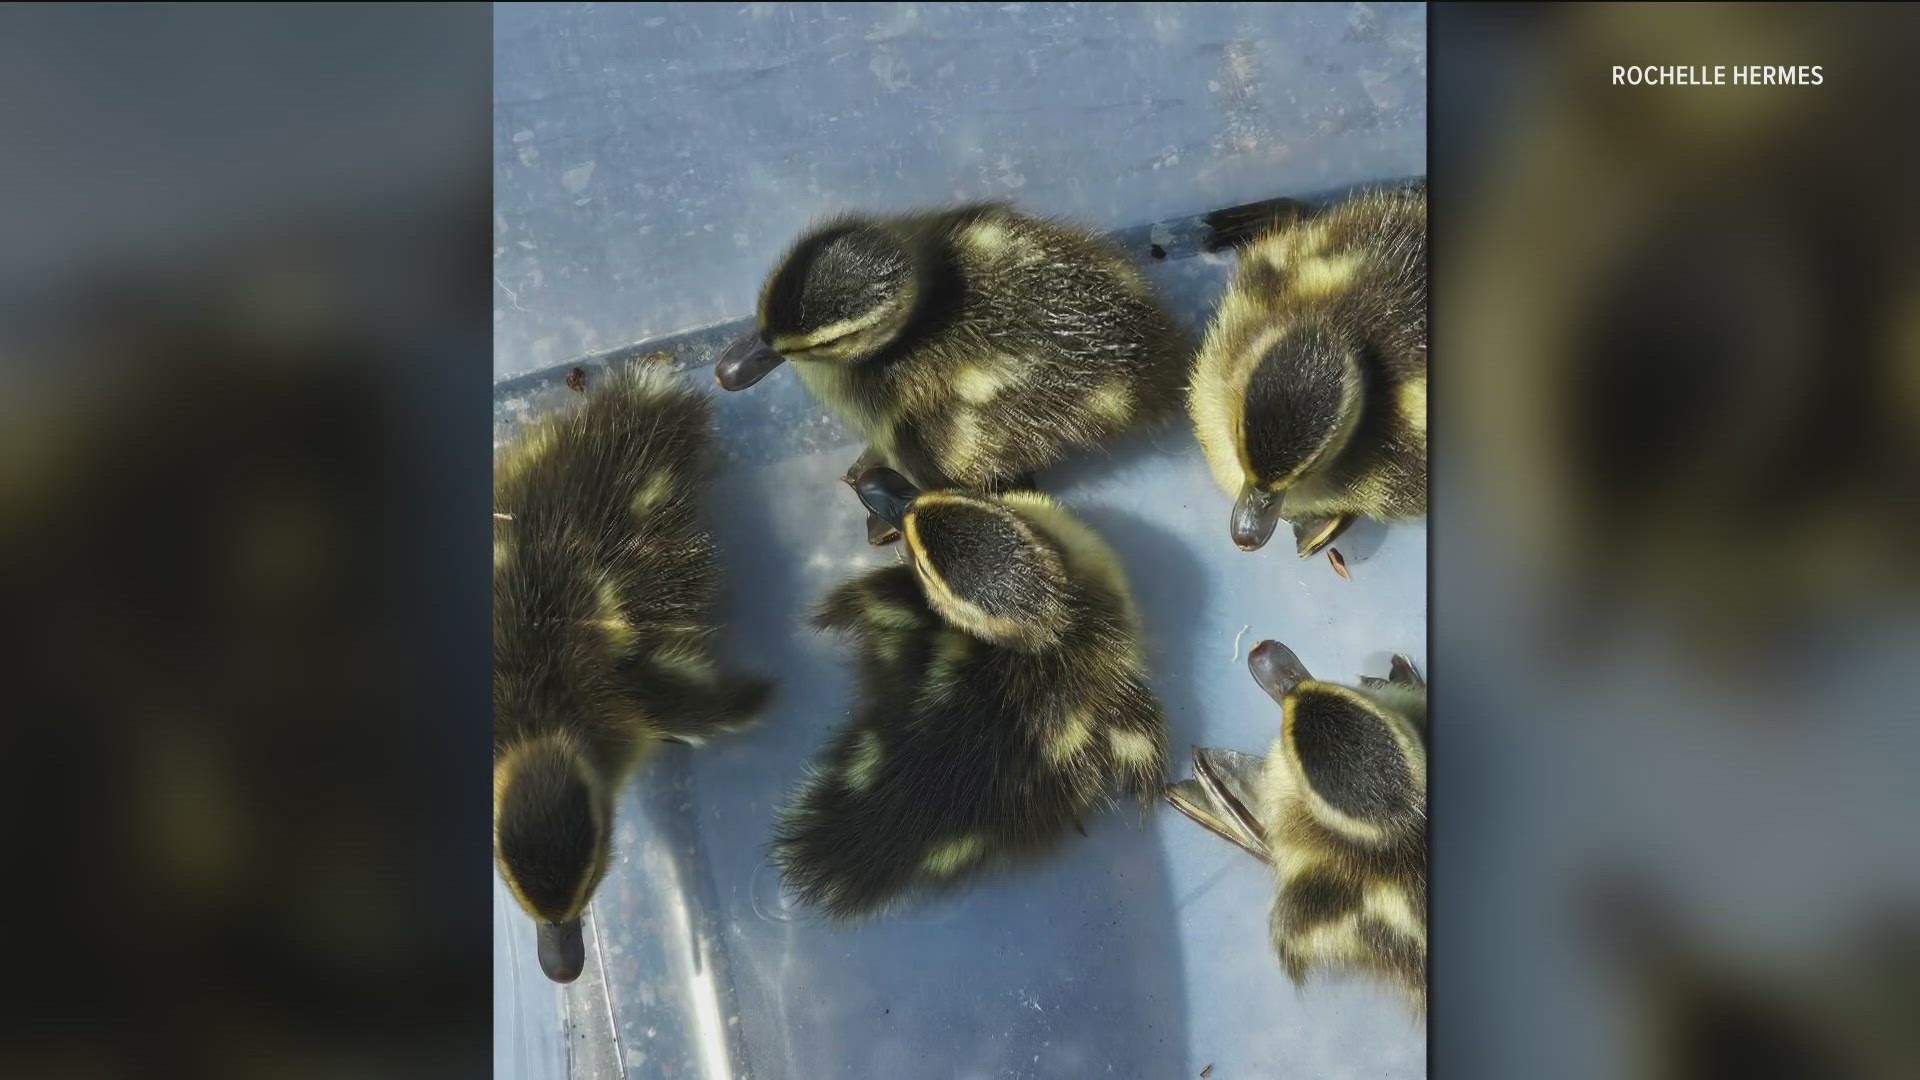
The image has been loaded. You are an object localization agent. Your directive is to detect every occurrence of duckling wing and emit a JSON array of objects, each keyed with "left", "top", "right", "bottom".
[
  {"left": 814, "top": 565, "right": 934, "bottom": 636},
  {"left": 626, "top": 653, "right": 772, "bottom": 745}
]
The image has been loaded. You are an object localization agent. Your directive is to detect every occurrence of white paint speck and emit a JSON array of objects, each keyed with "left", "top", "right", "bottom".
[{"left": 562, "top": 161, "right": 597, "bottom": 193}]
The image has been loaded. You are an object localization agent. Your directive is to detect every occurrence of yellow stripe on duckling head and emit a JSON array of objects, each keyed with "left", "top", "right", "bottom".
[{"left": 768, "top": 298, "right": 897, "bottom": 353}]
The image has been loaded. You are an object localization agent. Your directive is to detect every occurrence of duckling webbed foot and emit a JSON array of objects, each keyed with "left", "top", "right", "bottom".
[
  {"left": 852, "top": 460, "right": 963, "bottom": 546},
  {"left": 1290, "top": 514, "right": 1355, "bottom": 558},
  {"left": 865, "top": 515, "right": 901, "bottom": 546},
  {"left": 1165, "top": 747, "right": 1271, "bottom": 862},
  {"left": 1359, "top": 654, "right": 1424, "bottom": 691},
  {"left": 843, "top": 449, "right": 906, "bottom": 545},
  {"left": 841, "top": 447, "right": 885, "bottom": 487}
]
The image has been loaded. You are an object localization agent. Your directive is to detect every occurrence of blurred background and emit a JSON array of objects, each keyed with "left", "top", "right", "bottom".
[
  {"left": 1432, "top": 5, "right": 1920, "bottom": 1078},
  {"left": 0, "top": 4, "right": 490, "bottom": 1076}
]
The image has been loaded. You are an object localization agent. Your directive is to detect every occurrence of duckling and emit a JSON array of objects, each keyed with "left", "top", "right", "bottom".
[
  {"left": 1189, "top": 186, "right": 1427, "bottom": 555},
  {"left": 1166, "top": 641, "right": 1426, "bottom": 1009},
  {"left": 493, "top": 362, "right": 770, "bottom": 983},
  {"left": 772, "top": 467, "right": 1167, "bottom": 917},
  {"left": 715, "top": 203, "right": 1188, "bottom": 543}
]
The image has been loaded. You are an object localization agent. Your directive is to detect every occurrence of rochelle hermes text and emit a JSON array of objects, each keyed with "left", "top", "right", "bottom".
[{"left": 1612, "top": 64, "right": 1824, "bottom": 87}]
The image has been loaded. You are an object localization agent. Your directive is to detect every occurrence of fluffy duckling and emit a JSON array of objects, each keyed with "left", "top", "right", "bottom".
[
  {"left": 772, "top": 467, "right": 1167, "bottom": 917},
  {"left": 1189, "top": 186, "right": 1427, "bottom": 555},
  {"left": 1166, "top": 641, "right": 1426, "bottom": 1009},
  {"left": 715, "top": 203, "right": 1187, "bottom": 543},
  {"left": 493, "top": 363, "right": 770, "bottom": 982}
]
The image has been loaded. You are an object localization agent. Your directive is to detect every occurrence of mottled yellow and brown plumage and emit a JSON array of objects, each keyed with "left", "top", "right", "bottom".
[
  {"left": 716, "top": 203, "right": 1187, "bottom": 540},
  {"left": 493, "top": 363, "right": 769, "bottom": 982},
  {"left": 773, "top": 468, "right": 1166, "bottom": 917},
  {"left": 1167, "top": 641, "right": 1426, "bottom": 1010},
  {"left": 1189, "top": 186, "right": 1427, "bottom": 554}
]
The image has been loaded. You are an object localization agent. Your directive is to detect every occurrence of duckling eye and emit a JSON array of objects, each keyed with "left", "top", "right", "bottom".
[
  {"left": 776, "top": 337, "right": 829, "bottom": 358},
  {"left": 771, "top": 317, "right": 883, "bottom": 360}
]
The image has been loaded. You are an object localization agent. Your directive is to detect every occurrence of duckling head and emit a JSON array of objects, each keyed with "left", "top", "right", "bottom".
[
  {"left": 854, "top": 466, "right": 1072, "bottom": 651},
  {"left": 1229, "top": 325, "right": 1365, "bottom": 551},
  {"left": 715, "top": 218, "right": 921, "bottom": 390},
  {"left": 493, "top": 735, "right": 611, "bottom": 983},
  {"left": 1249, "top": 639, "right": 1426, "bottom": 845}
]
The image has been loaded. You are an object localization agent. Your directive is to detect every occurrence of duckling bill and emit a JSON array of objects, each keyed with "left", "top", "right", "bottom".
[
  {"left": 717, "top": 203, "right": 1187, "bottom": 542},
  {"left": 494, "top": 362, "right": 770, "bottom": 982},
  {"left": 1189, "top": 186, "right": 1427, "bottom": 555},
  {"left": 1167, "top": 641, "right": 1427, "bottom": 1009},
  {"left": 772, "top": 468, "right": 1167, "bottom": 917}
]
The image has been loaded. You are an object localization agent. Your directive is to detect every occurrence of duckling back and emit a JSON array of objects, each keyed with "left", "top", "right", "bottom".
[
  {"left": 786, "top": 203, "right": 1189, "bottom": 490},
  {"left": 495, "top": 363, "right": 768, "bottom": 755},
  {"left": 1192, "top": 187, "right": 1427, "bottom": 525},
  {"left": 493, "top": 363, "right": 769, "bottom": 972},
  {"left": 773, "top": 485, "right": 1165, "bottom": 918},
  {"left": 1261, "top": 671, "right": 1427, "bottom": 1008}
]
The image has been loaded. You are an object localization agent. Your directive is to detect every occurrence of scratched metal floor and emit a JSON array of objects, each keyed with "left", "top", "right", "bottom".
[{"left": 494, "top": 5, "right": 1425, "bottom": 1077}]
